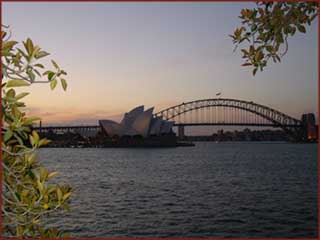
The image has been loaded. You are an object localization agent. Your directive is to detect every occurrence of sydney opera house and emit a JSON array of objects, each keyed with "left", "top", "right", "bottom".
[{"left": 99, "top": 106, "right": 174, "bottom": 138}]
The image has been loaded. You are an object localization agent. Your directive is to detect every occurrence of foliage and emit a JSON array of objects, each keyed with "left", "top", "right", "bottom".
[
  {"left": 1, "top": 25, "right": 72, "bottom": 237},
  {"left": 230, "top": 2, "right": 318, "bottom": 75}
]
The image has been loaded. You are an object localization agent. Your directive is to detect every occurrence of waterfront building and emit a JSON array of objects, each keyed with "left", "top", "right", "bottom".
[
  {"left": 99, "top": 106, "right": 174, "bottom": 138},
  {"left": 301, "top": 113, "right": 318, "bottom": 142}
]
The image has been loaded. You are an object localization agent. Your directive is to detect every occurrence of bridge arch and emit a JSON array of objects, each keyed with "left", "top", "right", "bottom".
[{"left": 154, "top": 98, "right": 301, "bottom": 131}]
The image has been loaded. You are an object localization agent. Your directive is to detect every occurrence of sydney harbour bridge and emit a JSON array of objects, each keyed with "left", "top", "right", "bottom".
[
  {"left": 35, "top": 98, "right": 314, "bottom": 141},
  {"left": 154, "top": 98, "right": 302, "bottom": 139}
]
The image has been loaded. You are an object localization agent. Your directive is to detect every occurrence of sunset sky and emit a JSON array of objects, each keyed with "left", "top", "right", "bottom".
[{"left": 2, "top": 2, "right": 318, "bottom": 130}]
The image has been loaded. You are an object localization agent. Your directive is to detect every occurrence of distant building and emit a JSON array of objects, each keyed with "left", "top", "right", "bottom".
[
  {"left": 301, "top": 113, "right": 318, "bottom": 142},
  {"left": 99, "top": 106, "right": 174, "bottom": 138},
  {"left": 301, "top": 113, "right": 316, "bottom": 126}
]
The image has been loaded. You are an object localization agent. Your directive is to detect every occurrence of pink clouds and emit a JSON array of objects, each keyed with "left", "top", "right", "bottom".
[{"left": 25, "top": 107, "right": 124, "bottom": 126}]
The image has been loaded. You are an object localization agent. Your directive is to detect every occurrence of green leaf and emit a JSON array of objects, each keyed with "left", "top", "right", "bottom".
[
  {"left": 7, "top": 88, "right": 16, "bottom": 97},
  {"left": 266, "top": 45, "right": 274, "bottom": 53},
  {"left": 21, "top": 189, "right": 30, "bottom": 197},
  {"left": 51, "top": 60, "right": 59, "bottom": 69},
  {"left": 15, "top": 192, "right": 21, "bottom": 201},
  {"left": 39, "top": 138, "right": 51, "bottom": 146},
  {"left": 34, "top": 63, "right": 45, "bottom": 68},
  {"left": 50, "top": 79, "right": 58, "bottom": 90},
  {"left": 290, "top": 27, "right": 296, "bottom": 36},
  {"left": 14, "top": 132, "right": 24, "bottom": 145},
  {"left": 24, "top": 38, "right": 34, "bottom": 55},
  {"left": 26, "top": 38, "right": 34, "bottom": 54},
  {"left": 249, "top": 45, "right": 254, "bottom": 54},
  {"left": 32, "top": 130, "right": 40, "bottom": 144},
  {"left": 24, "top": 117, "right": 41, "bottom": 125},
  {"left": 35, "top": 51, "right": 50, "bottom": 59},
  {"left": 252, "top": 68, "right": 257, "bottom": 76},
  {"left": 32, "top": 45, "right": 41, "bottom": 56},
  {"left": 48, "top": 171, "right": 59, "bottom": 179},
  {"left": 37, "top": 179, "right": 44, "bottom": 194},
  {"left": 297, "top": 25, "right": 306, "bottom": 33},
  {"left": 27, "top": 69, "right": 36, "bottom": 82},
  {"left": 4, "top": 129, "right": 13, "bottom": 142},
  {"left": 254, "top": 50, "right": 263, "bottom": 61},
  {"left": 40, "top": 167, "right": 48, "bottom": 181},
  {"left": 241, "top": 49, "right": 249, "bottom": 55},
  {"left": 275, "top": 33, "right": 284, "bottom": 44},
  {"left": 43, "top": 70, "right": 54, "bottom": 76},
  {"left": 17, "top": 48, "right": 28, "bottom": 59},
  {"left": 15, "top": 92, "right": 30, "bottom": 100},
  {"left": 63, "top": 192, "right": 72, "bottom": 201},
  {"left": 29, "top": 135, "right": 35, "bottom": 146},
  {"left": 61, "top": 78, "right": 67, "bottom": 91},
  {"left": 57, "top": 188, "right": 63, "bottom": 201},
  {"left": 2, "top": 41, "right": 18, "bottom": 51},
  {"left": 1, "top": 49, "right": 12, "bottom": 57},
  {"left": 33, "top": 68, "right": 41, "bottom": 77},
  {"left": 6, "top": 79, "right": 30, "bottom": 88},
  {"left": 48, "top": 72, "right": 55, "bottom": 81},
  {"left": 27, "top": 169, "right": 35, "bottom": 179}
]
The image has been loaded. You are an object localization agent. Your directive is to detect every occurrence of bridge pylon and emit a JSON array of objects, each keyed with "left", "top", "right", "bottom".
[{"left": 178, "top": 125, "right": 185, "bottom": 140}]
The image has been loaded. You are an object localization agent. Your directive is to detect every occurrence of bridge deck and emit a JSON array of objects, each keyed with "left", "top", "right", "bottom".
[{"left": 33, "top": 122, "right": 299, "bottom": 132}]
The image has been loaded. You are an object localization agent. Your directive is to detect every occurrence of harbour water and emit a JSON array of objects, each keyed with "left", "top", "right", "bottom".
[{"left": 39, "top": 142, "right": 318, "bottom": 238}]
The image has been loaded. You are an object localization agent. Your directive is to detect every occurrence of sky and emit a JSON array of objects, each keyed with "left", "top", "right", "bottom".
[{"left": 2, "top": 2, "right": 318, "bottom": 134}]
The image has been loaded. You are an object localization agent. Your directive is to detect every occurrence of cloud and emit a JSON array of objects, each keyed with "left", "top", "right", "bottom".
[
  {"left": 25, "top": 101, "right": 183, "bottom": 127},
  {"left": 25, "top": 106, "right": 124, "bottom": 126}
]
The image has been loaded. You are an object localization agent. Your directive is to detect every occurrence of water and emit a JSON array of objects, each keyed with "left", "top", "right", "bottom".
[{"left": 38, "top": 142, "right": 318, "bottom": 238}]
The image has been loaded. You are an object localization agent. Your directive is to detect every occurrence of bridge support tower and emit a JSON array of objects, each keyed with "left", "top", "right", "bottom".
[{"left": 178, "top": 125, "right": 185, "bottom": 140}]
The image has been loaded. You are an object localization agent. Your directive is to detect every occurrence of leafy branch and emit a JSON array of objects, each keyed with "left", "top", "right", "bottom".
[
  {"left": 230, "top": 2, "right": 318, "bottom": 75},
  {"left": 2, "top": 25, "right": 72, "bottom": 238}
]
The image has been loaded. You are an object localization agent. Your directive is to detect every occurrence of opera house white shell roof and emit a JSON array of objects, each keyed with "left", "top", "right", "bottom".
[{"left": 99, "top": 106, "right": 174, "bottom": 138}]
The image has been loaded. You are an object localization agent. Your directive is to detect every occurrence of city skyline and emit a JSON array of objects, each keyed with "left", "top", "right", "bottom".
[{"left": 2, "top": 2, "right": 318, "bottom": 127}]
